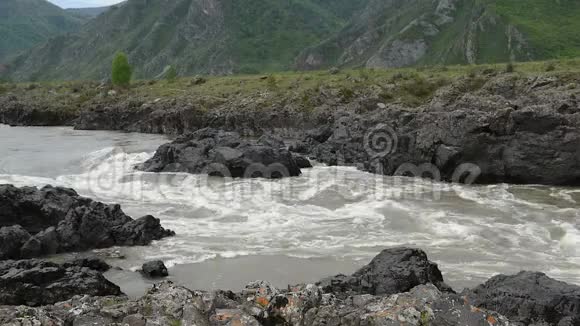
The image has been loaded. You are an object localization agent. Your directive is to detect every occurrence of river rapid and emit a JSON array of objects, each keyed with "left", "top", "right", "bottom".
[{"left": 1, "top": 124, "right": 579, "bottom": 294}]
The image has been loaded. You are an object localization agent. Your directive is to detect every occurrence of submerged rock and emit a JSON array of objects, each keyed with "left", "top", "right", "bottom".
[
  {"left": 466, "top": 271, "right": 580, "bottom": 325},
  {"left": 0, "top": 184, "right": 175, "bottom": 260},
  {"left": 140, "top": 260, "right": 168, "bottom": 278},
  {"left": 137, "top": 128, "right": 302, "bottom": 178},
  {"left": 318, "top": 247, "right": 453, "bottom": 298},
  {"left": 0, "top": 258, "right": 121, "bottom": 306}
]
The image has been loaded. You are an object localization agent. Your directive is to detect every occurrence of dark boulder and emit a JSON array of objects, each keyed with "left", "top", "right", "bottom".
[
  {"left": 141, "top": 260, "right": 169, "bottom": 278},
  {"left": 466, "top": 271, "right": 580, "bottom": 325},
  {"left": 0, "top": 184, "right": 174, "bottom": 260},
  {"left": 294, "top": 155, "right": 312, "bottom": 168},
  {"left": 0, "top": 258, "right": 121, "bottom": 306},
  {"left": 137, "top": 128, "right": 302, "bottom": 178},
  {"left": 318, "top": 247, "right": 452, "bottom": 298},
  {"left": 0, "top": 225, "right": 31, "bottom": 260}
]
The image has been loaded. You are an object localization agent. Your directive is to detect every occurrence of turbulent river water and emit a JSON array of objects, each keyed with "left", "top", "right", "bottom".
[{"left": 1, "top": 125, "right": 579, "bottom": 294}]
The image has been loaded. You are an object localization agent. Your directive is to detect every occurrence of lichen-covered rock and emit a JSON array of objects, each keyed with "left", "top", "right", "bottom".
[
  {"left": 0, "top": 184, "right": 175, "bottom": 260},
  {"left": 0, "top": 281, "right": 509, "bottom": 326},
  {"left": 466, "top": 271, "right": 580, "bottom": 325}
]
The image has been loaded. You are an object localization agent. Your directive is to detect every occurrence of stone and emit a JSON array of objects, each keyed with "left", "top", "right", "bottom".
[
  {"left": 318, "top": 247, "right": 453, "bottom": 297},
  {"left": 0, "top": 258, "right": 121, "bottom": 306},
  {"left": 141, "top": 260, "right": 169, "bottom": 278},
  {"left": 294, "top": 155, "right": 312, "bottom": 168},
  {"left": 0, "top": 185, "right": 174, "bottom": 260},
  {"left": 466, "top": 271, "right": 580, "bottom": 325},
  {"left": 0, "top": 225, "right": 31, "bottom": 260},
  {"left": 137, "top": 128, "right": 302, "bottom": 178}
]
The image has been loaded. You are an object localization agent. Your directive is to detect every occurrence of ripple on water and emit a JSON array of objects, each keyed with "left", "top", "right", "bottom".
[{"left": 0, "top": 126, "right": 579, "bottom": 288}]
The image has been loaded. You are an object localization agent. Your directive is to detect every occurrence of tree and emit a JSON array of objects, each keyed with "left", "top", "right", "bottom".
[
  {"left": 111, "top": 52, "right": 132, "bottom": 87},
  {"left": 166, "top": 65, "right": 177, "bottom": 83}
]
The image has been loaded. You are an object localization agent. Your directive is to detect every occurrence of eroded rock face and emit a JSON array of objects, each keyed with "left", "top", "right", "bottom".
[
  {"left": 465, "top": 271, "right": 580, "bottom": 325},
  {"left": 0, "top": 258, "right": 121, "bottom": 306},
  {"left": 318, "top": 247, "right": 453, "bottom": 298},
  {"left": 298, "top": 77, "right": 580, "bottom": 186},
  {"left": 0, "top": 184, "right": 175, "bottom": 260},
  {"left": 137, "top": 128, "right": 302, "bottom": 178}
]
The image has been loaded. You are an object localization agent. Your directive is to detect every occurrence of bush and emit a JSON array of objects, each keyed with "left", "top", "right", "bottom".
[
  {"left": 545, "top": 62, "right": 556, "bottom": 72},
  {"left": 266, "top": 75, "right": 278, "bottom": 90},
  {"left": 166, "top": 66, "right": 177, "bottom": 83},
  {"left": 111, "top": 52, "right": 132, "bottom": 87},
  {"left": 505, "top": 62, "right": 515, "bottom": 73}
]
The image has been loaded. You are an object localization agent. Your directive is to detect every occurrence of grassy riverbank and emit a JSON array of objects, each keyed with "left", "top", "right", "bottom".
[{"left": 1, "top": 59, "right": 580, "bottom": 120}]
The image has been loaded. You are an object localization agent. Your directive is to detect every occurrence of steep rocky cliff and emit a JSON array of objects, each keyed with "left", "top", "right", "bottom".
[{"left": 295, "top": 0, "right": 533, "bottom": 70}]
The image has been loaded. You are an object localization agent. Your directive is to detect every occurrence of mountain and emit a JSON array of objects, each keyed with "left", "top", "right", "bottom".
[
  {"left": 5, "top": 0, "right": 359, "bottom": 81},
  {"left": 0, "top": 0, "right": 86, "bottom": 62},
  {"left": 66, "top": 3, "right": 121, "bottom": 19},
  {"left": 4, "top": 0, "right": 580, "bottom": 81},
  {"left": 297, "top": 0, "right": 580, "bottom": 70}
]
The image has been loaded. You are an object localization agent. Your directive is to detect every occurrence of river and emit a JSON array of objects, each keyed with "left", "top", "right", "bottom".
[{"left": 1, "top": 124, "right": 579, "bottom": 295}]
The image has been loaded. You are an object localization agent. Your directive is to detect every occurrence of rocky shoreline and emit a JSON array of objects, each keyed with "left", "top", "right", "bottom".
[
  {"left": 1, "top": 248, "right": 579, "bottom": 325},
  {"left": 2, "top": 72, "right": 580, "bottom": 185},
  {"left": 0, "top": 185, "right": 579, "bottom": 325},
  {"left": 0, "top": 185, "right": 174, "bottom": 260}
]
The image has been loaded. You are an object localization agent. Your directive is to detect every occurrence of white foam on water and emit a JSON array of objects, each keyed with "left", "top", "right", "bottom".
[{"left": 3, "top": 139, "right": 580, "bottom": 287}]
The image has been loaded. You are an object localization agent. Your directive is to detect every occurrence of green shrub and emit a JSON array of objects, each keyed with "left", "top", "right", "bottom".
[
  {"left": 266, "top": 75, "right": 278, "bottom": 90},
  {"left": 111, "top": 52, "right": 132, "bottom": 87},
  {"left": 545, "top": 62, "right": 556, "bottom": 72},
  {"left": 505, "top": 62, "right": 515, "bottom": 73},
  {"left": 166, "top": 66, "right": 177, "bottom": 83}
]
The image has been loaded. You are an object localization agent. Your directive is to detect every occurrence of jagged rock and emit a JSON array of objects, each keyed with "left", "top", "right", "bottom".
[
  {"left": 294, "top": 155, "right": 312, "bottom": 168},
  {"left": 465, "top": 271, "right": 580, "bottom": 325},
  {"left": 0, "top": 281, "right": 510, "bottom": 326},
  {"left": 318, "top": 247, "right": 452, "bottom": 298},
  {"left": 3, "top": 249, "right": 580, "bottom": 325},
  {"left": 0, "top": 258, "right": 121, "bottom": 306},
  {"left": 0, "top": 225, "right": 31, "bottom": 260},
  {"left": 0, "top": 184, "right": 174, "bottom": 260},
  {"left": 140, "top": 260, "right": 168, "bottom": 278},
  {"left": 137, "top": 128, "right": 302, "bottom": 178}
]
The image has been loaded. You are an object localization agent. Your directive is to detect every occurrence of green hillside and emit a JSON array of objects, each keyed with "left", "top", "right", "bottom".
[
  {"left": 0, "top": 0, "right": 85, "bottom": 61},
  {"left": 3, "top": 0, "right": 580, "bottom": 81},
  {"left": 487, "top": 0, "right": 580, "bottom": 58}
]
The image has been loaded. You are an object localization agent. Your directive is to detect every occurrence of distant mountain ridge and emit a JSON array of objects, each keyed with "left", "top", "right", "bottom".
[
  {"left": 66, "top": 3, "right": 122, "bottom": 19},
  {"left": 3, "top": 0, "right": 580, "bottom": 81},
  {"left": 0, "top": 0, "right": 86, "bottom": 62}
]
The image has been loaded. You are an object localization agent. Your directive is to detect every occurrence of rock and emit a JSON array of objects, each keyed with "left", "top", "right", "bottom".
[
  {"left": 318, "top": 247, "right": 452, "bottom": 298},
  {"left": 0, "top": 225, "right": 31, "bottom": 260},
  {"left": 0, "top": 258, "right": 121, "bottom": 306},
  {"left": 328, "top": 67, "right": 340, "bottom": 75},
  {"left": 0, "top": 184, "right": 174, "bottom": 260},
  {"left": 189, "top": 75, "right": 207, "bottom": 85},
  {"left": 0, "top": 280, "right": 510, "bottom": 326},
  {"left": 466, "top": 271, "right": 580, "bottom": 325},
  {"left": 294, "top": 155, "right": 312, "bottom": 168},
  {"left": 141, "top": 260, "right": 168, "bottom": 278},
  {"left": 122, "top": 314, "right": 147, "bottom": 326},
  {"left": 257, "top": 133, "right": 285, "bottom": 148},
  {"left": 137, "top": 128, "right": 302, "bottom": 178}
]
